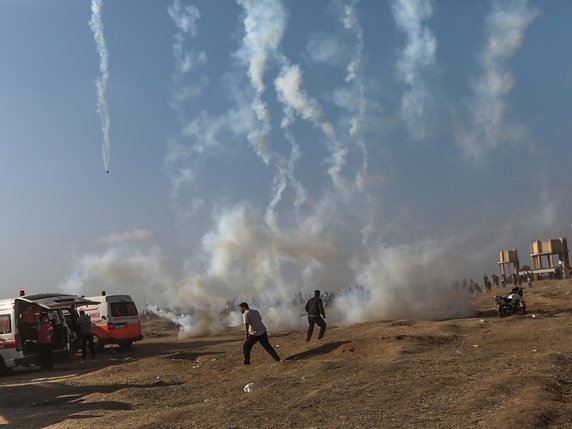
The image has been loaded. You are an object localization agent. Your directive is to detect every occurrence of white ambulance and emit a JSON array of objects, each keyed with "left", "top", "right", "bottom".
[
  {"left": 0, "top": 292, "right": 96, "bottom": 374},
  {"left": 77, "top": 292, "right": 143, "bottom": 350}
]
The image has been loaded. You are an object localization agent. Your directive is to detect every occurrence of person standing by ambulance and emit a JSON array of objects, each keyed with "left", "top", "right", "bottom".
[
  {"left": 37, "top": 312, "right": 54, "bottom": 370},
  {"left": 77, "top": 310, "right": 95, "bottom": 362}
]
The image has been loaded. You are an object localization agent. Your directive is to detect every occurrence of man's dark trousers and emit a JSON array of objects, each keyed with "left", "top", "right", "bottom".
[
  {"left": 243, "top": 332, "right": 280, "bottom": 364},
  {"left": 306, "top": 315, "right": 326, "bottom": 341}
]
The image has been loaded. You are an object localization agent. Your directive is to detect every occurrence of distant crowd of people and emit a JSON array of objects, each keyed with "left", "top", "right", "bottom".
[
  {"left": 452, "top": 267, "right": 572, "bottom": 296},
  {"left": 452, "top": 272, "right": 536, "bottom": 295}
]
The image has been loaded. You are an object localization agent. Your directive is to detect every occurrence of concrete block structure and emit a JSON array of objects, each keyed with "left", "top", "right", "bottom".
[
  {"left": 530, "top": 237, "right": 570, "bottom": 279},
  {"left": 498, "top": 249, "right": 520, "bottom": 276}
]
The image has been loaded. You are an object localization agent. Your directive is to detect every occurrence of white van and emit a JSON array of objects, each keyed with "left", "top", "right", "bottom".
[
  {"left": 0, "top": 293, "right": 95, "bottom": 374},
  {"left": 77, "top": 293, "right": 143, "bottom": 350}
]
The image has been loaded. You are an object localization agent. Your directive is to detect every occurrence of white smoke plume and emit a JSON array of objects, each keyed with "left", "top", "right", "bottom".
[
  {"left": 236, "top": 0, "right": 287, "bottom": 164},
  {"left": 342, "top": 0, "right": 367, "bottom": 172},
  {"left": 306, "top": 33, "right": 345, "bottom": 67},
  {"left": 60, "top": 200, "right": 474, "bottom": 338},
  {"left": 391, "top": 0, "right": 437, "bottom": 142},
  {"left": 89, "top": 0, "right": 111, "bottom": 173},
  {"left": 59, "top": 244, "right": 173, "bottom": 308},
  {"left": 146, "top": 305, "right": 241, "bottom": 338},
  {"left": 236, "top": 0, "right": 309, "bottom": 229},
  {"left": 237, "top": 0, "right": 286, "bottom": 94},
  {"left": 168, "top": 0, "right": 208, "bottom": 114},
  {"left": 164, "top": 202, "right": 474, "bottom": 334},
  {"left": 455, "top": 0, "right": 538, "bottom": 160},
  {"left": 274, "top": 63, "right": 348, "bottom": 191},
  {"left": 168, "top": 0, "right": 200, "bottom": 38},
  {"left": 339, "top": 0, "right": 375, "bottom": 246}
]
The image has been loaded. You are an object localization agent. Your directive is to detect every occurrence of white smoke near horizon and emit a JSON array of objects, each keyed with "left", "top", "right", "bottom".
[
  {"left": 455, "top": 0, "right": 538, "bottom": 160},
  {"left": 89, "top": 0, "right": 111, "bottom": 173},
  {"left": 59, "top": 244, "right": 174, "bottom": 307},
  {"left": 60, "top": 206, "right": 474, "bottom": 337},
  {"left": 391, "top": 0, "right": 436, "bottom": 142},
  {"left": 146, "top": 305, "right": 242, "bottom": 338}
]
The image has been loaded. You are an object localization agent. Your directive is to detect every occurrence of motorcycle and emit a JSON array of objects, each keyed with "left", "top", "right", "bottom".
[{"left": 494, "top": 286, "right": 526, "bottom": 318}]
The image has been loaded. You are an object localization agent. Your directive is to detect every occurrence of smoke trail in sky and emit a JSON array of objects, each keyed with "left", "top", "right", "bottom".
[
  {"left": 391, "top": 0, "right": 436, "bottom": 142},
  {"left": 275, "top": 63, "right": 348, "bottom": 191},
  {"left": 168, "top": 0, "right": 207, "bottom": 113},
  {"left": 455, "top": 0, "right": 538, "bottom": 160},
  {"left": 339, "top": 0, "right": 377, "bottom": 246},
  {"left": 89, "top": 0, "right": 111, "bottom": 173},
  {"left": 165, "top": 0, "right": 211, "bottom": 215},
  {"left": 342, "top": 0, "right": 368, "bottom": 179},
  {"left": 236, "top": 0, "right": 309, "bottom": 228},
  {"left": 237, "top": 0, "right": 286, "bottom": 95},
  {"left": 236, "top": 0, "right": 287, "bottom": 164}
]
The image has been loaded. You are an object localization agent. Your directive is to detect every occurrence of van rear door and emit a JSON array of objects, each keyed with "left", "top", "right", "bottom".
[
  {"left": 14, "top": 298, "right": 55, "bottom": 355},
  {"left": 107, "top": 298, "right": 142, "bottom": 345}
]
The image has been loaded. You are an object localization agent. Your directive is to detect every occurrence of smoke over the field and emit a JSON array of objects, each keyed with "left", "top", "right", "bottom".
[{"left": 60, "top": 0, "right": 558, "bottom": 337}]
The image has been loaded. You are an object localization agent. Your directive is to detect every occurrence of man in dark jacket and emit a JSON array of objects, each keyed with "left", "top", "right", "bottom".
[
  {"left": 305, "top": 290, "right": 326, "bottom": 342},
  {"left": 77, "top": 310, "right": 95, "bottom": 362}
]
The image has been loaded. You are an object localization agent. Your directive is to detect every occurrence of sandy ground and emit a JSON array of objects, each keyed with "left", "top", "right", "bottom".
[{"left": 2, "top": 279, "right": 572, "bottom": 429}]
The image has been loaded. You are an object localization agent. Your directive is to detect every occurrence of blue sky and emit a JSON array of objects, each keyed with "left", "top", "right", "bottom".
[{"left": 0, "top": 0, "right": 570, "bottom": 329}]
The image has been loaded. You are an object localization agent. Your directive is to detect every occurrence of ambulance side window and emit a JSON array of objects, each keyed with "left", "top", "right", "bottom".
[
  {"left": 0, "top": 315, "right": 11, "bottom": 334},
  {"left": 110, "top": 302, "right": 138, "bottom": 317}
]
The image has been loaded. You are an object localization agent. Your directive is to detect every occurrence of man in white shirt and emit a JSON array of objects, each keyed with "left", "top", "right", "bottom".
[{"left": 239, "top": 302, "right": 281, "bottom": 365}]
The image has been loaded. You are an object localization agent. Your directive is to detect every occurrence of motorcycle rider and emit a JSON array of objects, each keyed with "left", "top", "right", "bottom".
[{"left": 508, "top": 286, "right": 522, "bottom": 304}]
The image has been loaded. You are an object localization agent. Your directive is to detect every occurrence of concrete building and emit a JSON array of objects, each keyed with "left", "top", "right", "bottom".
[
  {"left": 530, "top": 237, "right": 570, "bottom": 279},
  {"left": 498, "top": 249, "right": 520, "bottom": 276}
]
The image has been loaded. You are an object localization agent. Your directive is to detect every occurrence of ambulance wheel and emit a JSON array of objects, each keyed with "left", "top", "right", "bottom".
[{"left": 93, "top": 335, "right": 105, "bottom": 352}]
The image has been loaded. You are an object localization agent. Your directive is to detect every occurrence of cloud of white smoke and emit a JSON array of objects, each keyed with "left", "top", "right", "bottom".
[
  {"left": 455, "top": 0, "right": 538, "bottom": 160},
  {"left": 391, "top": 0, "right": 437, "bottom": 142},
  {"left": 59, "top": 244, "right": 173, "bottom": 308},
  {"left": 153, "top": 1, "right": 476, "bottom": 337}
]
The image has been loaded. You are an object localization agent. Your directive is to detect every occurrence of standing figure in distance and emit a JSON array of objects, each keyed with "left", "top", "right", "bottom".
[
  {"left": 305, "top": 290, "right": 326, "bottom": 342},
  {"left": 239, "top": 302, "right": 281, "bottom": 365},
  {"left": 77, "top": 310, "right": 95, "bottom": 362},
  {"left": 37, "top": 312, "right": 54, "bottom": 370}
]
